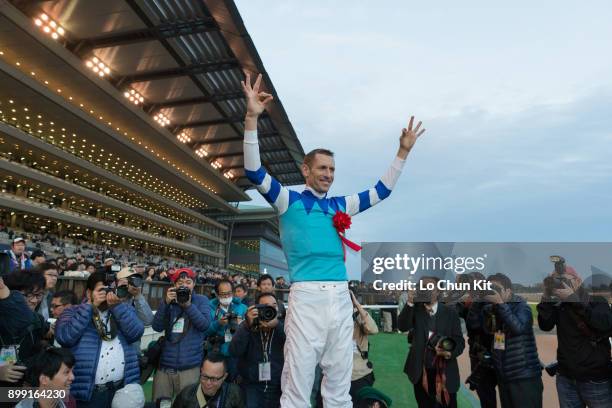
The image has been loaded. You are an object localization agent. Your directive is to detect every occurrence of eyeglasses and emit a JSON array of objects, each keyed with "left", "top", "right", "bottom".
[
  {"left": 51, "top": 303, "right": 67, "bottom": 309},
  {"left": 200, "top": 374, "right": 225, "bottom": 383},
  {"left": 25, "top": 292, "right": 44, "bottom": 300},
  {"left": 217, "top": 292, "right": 232, "bottom": 297}
]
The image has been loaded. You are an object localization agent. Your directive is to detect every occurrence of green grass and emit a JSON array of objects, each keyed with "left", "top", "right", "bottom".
[
  {"left": 528, "top": 302, "right": 538, "bottom": 322},
  {"left": 142, "top": 333, "right": 480, "bottom": 407},
  {"left": 368, "top": 333, "right": 479, "bottom": 408}
]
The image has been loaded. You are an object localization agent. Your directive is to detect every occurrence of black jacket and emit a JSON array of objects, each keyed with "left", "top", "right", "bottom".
[
  {"left": 172, "top": 382, "right": 244, "bottom": 408},
  {"left": 470, "top": 295, "right": 541, "bottom": 383},
  {"left": 398, "top": 302, "right": 465, "bottom": 393},
  {"left": 228, "top": 321, "right": 285, "bottom": 385},
  {"left": 537, "top": 294, "right": 612, "bottom": 381}
]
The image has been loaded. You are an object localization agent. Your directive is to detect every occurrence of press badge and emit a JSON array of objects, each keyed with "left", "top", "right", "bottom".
[
  {"left": 172, "top": 318, "right": 185, "bottom": 334},
  {"left": 0, "top": 345, "right": 18, "bottom": 366},
  {"left": 224, "top": 330, "right": 233, "bottom": 343},
  {"left": 259, "top": 362, "right": 271, "bottom": 381},
  {"left": 494, "top": 331, "right": 506, "bottom": 350}
]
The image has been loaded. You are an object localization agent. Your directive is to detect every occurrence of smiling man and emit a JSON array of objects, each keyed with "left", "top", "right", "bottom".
[{"left": 242, "top": 72, "right": 425, "bottom": 407}]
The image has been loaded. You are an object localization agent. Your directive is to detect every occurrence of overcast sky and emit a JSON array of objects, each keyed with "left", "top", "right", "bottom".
[{"left": 234, "top": 1, "right": 612, "bottom": 280}]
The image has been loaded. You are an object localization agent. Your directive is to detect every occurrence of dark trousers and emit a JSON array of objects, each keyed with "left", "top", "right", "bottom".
[
  {"left": 498, "top": 377, "right": 543, "bottom": 408},
  {"left": 244, "top": 382, "right": 281, "bottom": 408},
  {"left": 469, "top": 356, "right": 497, "bottom": 408},
  {"left": 414, "top": 373, "right": 457, "bottom": 408},
  {"left": 556, "top": 374, "right": 612, "bottom": 408},
  {"left": 350, "top": 372, "right": 375, "bottom": 407}
]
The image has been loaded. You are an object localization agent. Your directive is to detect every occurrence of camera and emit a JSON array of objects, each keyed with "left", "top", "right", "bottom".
[
  {"left": 102, "top": 286, "right": 115, "bottom": 294},
  {"left": 427, "top": 334, "right": 456, "bottom": 353},
  {"left": 255, "top": 304, "right": 278, "bottom": 322},
  {"left": 175, "top": 286, "right": 191, "bottom": 304},
  {"left": 116, "top": 285, "right": 129, "bottom": 298},
  {"left": 465, "top": 351, "right": 494, "bottom": 390},
  {"left": 128, "top": 274, "right": 143, "bottom": 288},
  {"left": 550, "top": 255, "right": 565, "bottom": 274}
]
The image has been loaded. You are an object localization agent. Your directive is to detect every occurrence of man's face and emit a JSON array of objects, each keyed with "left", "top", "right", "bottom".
[
  {"left": 419, "top": 278, "right": 439, "bottom": 303},
  {"left": 258, "top": 279, "right": 274, "bottom": 294},
  {"left": 104, "top": 260, "right": 113, "bottom": 267},
  {"left": 51, "top": 297, "right": 70, "bottom": 318},
  {"left": 200, "top": 361, "right": 227, "bottom": 396},
  {"left": 175, "top": 277, "right": 194, "bottom": 291},
  {"left": 86, "top": 265, "right": 95, "bottom": 273},
  {"left": 33, "top": 256, "right": 45, "bottom": 265},
  {"left": 301, "top": 153, "right": 335, "bottom": 194},
  {"left": 490, "top": 280, "right": 512, "bottom": 303},
  {"left": 44, "top": 269, "right": 59, "bottom": 290},
  {"left": 23, "top": 288, "right": 44, "bottom": 311},
  {"left": 234, "top": 287, "right": 247, "bottom": 300},
  {"left": 217, "top": 282, "right": 233, "bottom": 303},
  {"left": 40, "top": 363, "right": 74, "bottom": 392},
  {"left": 12, "top": 242, "right": 25, "bottom": 255}
]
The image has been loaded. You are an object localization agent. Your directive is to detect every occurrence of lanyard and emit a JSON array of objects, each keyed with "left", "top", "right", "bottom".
[{"left": 259, "top": 329, "right": 275, "bottom": 363}]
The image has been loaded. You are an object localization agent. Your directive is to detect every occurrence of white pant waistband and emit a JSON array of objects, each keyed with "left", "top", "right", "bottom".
[{"left": 291, "top": 281, "right": 348, "bottom": 291}]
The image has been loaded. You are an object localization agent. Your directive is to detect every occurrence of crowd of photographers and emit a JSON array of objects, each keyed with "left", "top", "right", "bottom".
[
  {"left": 2, "top": 236, "right": 612, "bottom": 408},
  {"left": 397, "top": 255, "right": 611, "bottom": 408},
  {"left": 0, "top": 238, "right": 383, "bottom": 408}
]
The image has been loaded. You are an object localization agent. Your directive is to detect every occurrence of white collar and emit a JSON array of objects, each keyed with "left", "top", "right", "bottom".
[
  {"left": 304, "top": 185, "right": 326, "bottom": 199},
  {"left": 428, "top": 302, "right": 439, "bottom": 316}
]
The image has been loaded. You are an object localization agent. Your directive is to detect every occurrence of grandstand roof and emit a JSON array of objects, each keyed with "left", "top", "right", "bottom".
[{"left": 1, "top": 0, "right": 305, "bottom": 206}]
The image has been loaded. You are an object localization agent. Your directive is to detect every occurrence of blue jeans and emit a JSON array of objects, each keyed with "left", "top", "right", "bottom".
[
  {"left": 244, "top": 382, "right": 281, "bottom": 408},
  {"left": 556, "top": 374, "right": 612, "bottom": 408}
]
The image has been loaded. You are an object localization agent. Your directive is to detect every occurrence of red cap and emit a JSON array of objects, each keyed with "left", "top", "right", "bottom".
[{"left": 170, "top": 267, "right": 196, "bottom": 283}]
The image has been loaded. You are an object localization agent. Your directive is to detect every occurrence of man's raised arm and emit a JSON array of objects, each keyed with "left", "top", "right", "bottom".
[
  {"left": 242, "top": 72, "right": 291, "bottom": 215},
  {"left": 342, "top": 116, "right": 425, "bottom": 216}
]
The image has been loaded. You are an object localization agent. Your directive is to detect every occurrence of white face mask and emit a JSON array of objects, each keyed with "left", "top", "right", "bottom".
[{"left": 219, "top": 297, "right": 232, "bottom": 306}]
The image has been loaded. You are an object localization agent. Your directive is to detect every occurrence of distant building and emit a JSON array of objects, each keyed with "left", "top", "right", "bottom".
[{"left": 221, "top": 205, "right": 289, "bottom": 280}]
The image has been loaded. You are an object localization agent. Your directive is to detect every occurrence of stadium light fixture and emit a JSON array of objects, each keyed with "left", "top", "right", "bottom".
[
  {"left": 195, "top": 146, "right": 208, "bottom": 158},
  {"left": 211, "top": 160, "right": 222, "bottom": 169},
  {"left": 85, "top": 56, "right": 110, "bottom": 77},
  {"left": 34, "top": 14, "right": 65, "bottom": 40},
  {"left": 223, "top": 170, "right": 234, "bottom": 179},
  {"left": 153, "top": 112, "right": 170, "bottom": 126},
  {"left": 123, "top": 88, "right": 144, "bottom": 105},
  {"left": 177, "top": 131, "right": 191, "bottom": 144}
]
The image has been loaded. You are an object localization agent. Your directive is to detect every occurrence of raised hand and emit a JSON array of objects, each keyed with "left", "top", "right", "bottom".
[
  {"left": 241, "top": 71, "right": 274, "bottom": 118},
  {"left": 399, "top": 116, "right": 426, "bottom": 155}
]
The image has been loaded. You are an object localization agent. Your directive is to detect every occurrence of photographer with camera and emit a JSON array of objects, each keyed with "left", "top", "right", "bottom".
[
  {"left": 469, "top": 273, "right": 542, "bottom": 408},
  {"left": 55, "top": 271, "right": 145, "bottom": 407},
  {"left": 151, "top": 267, "right": 211, "bottom": 402},
  {"left": 398, "top": 276, "right": 465, "bottom": 408},
  {"left": 457, "top": 272, "right": 497, "bottom": 408},
  {"left": 206, "top": 279, "right": 247, "bottom": 380},
  {"left": 115, "top": 267, "right": 153, "bottom": 354},
  {"left": 537, "top": 257, "right": 612, "bottom": 408},
  {"left": 257, "top": 275, "right": 286, "bottom": 321},
  {"left": 229, "top": 292, "right": 285, "bottom": 407},
  {"left": 350, "top": 289, "right": 379, "bottom": 406}
]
